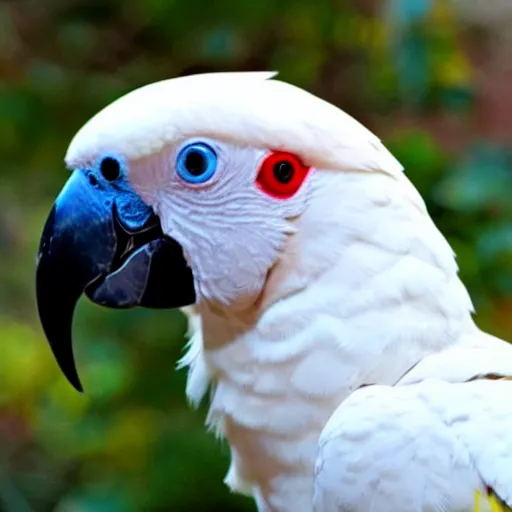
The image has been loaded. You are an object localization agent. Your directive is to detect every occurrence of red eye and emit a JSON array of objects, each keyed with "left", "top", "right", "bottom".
[{"left": 256, "top": 151, "right": 311, "bottom": 199}]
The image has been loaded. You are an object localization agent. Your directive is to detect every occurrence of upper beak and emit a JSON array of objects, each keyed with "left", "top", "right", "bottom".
[{"left": 36, "top": 170, "right": 195, "bottom": 392}]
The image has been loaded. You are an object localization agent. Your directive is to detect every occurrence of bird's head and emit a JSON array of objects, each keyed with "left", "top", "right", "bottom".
[{"left": 37, "top": 72, "right": 463, "bottom": 392}]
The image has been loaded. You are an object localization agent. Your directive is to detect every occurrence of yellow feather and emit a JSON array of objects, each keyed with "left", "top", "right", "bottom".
[
  {"left": 490, "top": 494, "right": 507, "bottom": 512},
  {"left": 474, "top": 490, "right": 481, "bottom": 512},
  {"left": 475, "top": 489, "right": 512, "bottom": 512}
]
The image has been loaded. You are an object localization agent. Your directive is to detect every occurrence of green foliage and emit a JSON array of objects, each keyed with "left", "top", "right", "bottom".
[{"left": 0, "top": 0, "right": 510, "bottom": 510}]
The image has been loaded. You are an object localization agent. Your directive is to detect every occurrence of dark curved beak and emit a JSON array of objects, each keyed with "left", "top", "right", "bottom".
[{"left": 36, "top": 170, "right": 195, "bottom": 392}]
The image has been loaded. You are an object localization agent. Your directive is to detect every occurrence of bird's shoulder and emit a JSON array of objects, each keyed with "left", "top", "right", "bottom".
[{"left": 314, "top": 334, "right": 512, "bottom": 512}]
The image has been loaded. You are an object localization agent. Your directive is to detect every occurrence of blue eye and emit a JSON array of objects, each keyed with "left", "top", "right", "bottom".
[{"left": 176, "top": 143, "right": 217, "bottom": 184}]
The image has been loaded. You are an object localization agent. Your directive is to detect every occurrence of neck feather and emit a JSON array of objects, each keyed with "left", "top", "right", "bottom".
[{"left": 179, "top": 169, "right": 477, "bottom": 509}]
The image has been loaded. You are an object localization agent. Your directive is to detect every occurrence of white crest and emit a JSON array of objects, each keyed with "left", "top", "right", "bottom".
[{"left": 66, "top": 72, "right": 402, "bottom": 176}]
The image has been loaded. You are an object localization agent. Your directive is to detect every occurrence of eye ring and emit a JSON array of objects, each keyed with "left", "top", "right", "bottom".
[
  {"left": 176, "top": 143, "right": 217, "bottom": 184},
  {"left": 256, "top": 151, "right": 310, "bottom": 199}
]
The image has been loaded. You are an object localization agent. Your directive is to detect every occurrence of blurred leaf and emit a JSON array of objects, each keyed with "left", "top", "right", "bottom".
[
  {"left": 0, "top": 477, "right": 34, "bottom": 512},
  {"left": 435, "top": 144, "right": 512, "bottom": 212},
  {"left": 477, "top": 224, "right": 512, "bottom": 263},
  {"left": 388, "top": 0, "right": 432, "bottom": 24},
  {"left": 56, "top": 487, "right": 134, "bottom": 512}
]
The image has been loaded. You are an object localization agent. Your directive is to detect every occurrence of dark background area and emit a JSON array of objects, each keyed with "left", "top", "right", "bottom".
[{"left": 0, "top": 0, "right": 511, "bottom": 510}]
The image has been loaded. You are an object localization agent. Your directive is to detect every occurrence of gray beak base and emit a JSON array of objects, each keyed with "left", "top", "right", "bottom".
[{"left": 36, "top": 171, "right": 195, "bottom": 392}]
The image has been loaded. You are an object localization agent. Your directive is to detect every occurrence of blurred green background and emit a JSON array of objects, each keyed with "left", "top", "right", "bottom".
[{"left": 0, "top": 0, "right": 511, "bottom": 510}]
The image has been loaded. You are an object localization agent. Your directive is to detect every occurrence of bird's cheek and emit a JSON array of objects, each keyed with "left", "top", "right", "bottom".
[{"left": 192, "top": 231, "right": 287, "bottom": 309}]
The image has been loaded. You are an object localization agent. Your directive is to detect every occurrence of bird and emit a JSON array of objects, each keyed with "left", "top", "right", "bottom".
[{"left": 36, "top": 72, "right": 512, "bottom": 512}]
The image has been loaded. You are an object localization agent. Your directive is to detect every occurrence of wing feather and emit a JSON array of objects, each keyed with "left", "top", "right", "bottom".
[{"left": 314, "top": 344, "right": 512, "bottom": 512}]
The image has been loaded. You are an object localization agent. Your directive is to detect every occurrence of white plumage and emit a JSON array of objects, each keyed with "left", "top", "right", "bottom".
[
  {"left": 65, "top": 72, "right": 402, "bottom": 174},
  {"left": 67, "top": 72, "right": 512, "bottom": 512},
  {"left": 315, "top": 377, "right": 512, "bottom": 512}
]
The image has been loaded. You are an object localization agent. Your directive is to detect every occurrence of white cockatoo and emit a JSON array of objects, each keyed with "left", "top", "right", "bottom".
[{"left": 36, "top": 72, "right": 512, "bottom": 512}]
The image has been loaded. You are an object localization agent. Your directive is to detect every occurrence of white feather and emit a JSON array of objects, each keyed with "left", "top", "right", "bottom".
[
  {"left": 65, "top": 72, "right": 402, "bottom": 176},
  {"left": 314, "top": 371, "right": 512, "bottom": 512},
  {"left": 64, "top": 72, "right": 512, "bottom": 511},
  {"left": 183, "top": 168, "right": 483, "bottom": 511},
  {"left": 176, "top": 307, "right": 210, "bottom": 408}
]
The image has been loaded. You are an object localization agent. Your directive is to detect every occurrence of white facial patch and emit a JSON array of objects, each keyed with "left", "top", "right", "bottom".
[{"left": 129, "top": 139, "right": 312, "bottom": 310}]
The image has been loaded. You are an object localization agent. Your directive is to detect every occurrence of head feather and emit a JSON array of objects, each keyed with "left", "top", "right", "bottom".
[{"left": 66, "top": 72, "right": 403, "bottom": 174}]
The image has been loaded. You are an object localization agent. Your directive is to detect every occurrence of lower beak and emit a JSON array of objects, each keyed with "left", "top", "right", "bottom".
[{"left": 36, "top": 171, "right": 195, "bottom": 392}]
